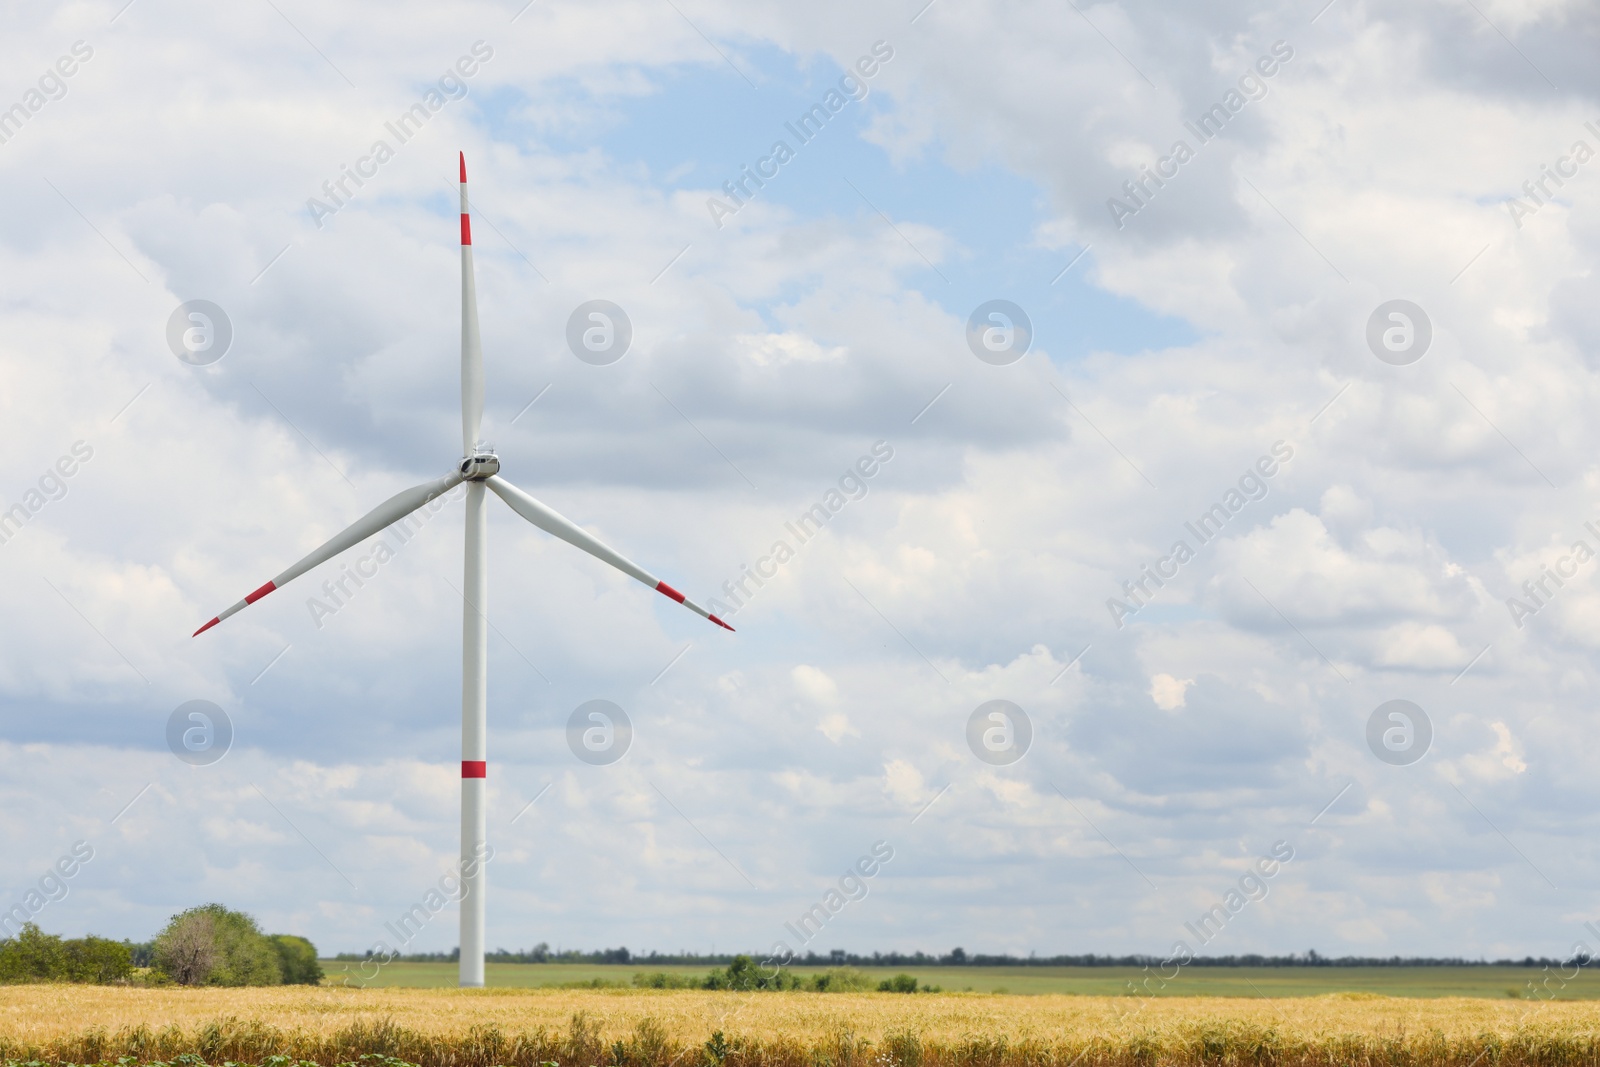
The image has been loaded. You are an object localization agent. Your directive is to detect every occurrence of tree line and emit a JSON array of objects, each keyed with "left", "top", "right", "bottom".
[
  {"left": 336, "top": 943, "right": 1590, "bottom": 969},
  {"left": 0, "top": 904, "right": 321, "bottom": 986}
]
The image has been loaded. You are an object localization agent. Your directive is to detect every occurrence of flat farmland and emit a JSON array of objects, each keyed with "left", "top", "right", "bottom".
[{"left": 323, "top": 961, "right": 1600, "bottom": 999}]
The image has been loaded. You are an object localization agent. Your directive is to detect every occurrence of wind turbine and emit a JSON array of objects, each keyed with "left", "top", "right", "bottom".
[{"left": 193, "top": 153, "right": 734, "bottom": 988}]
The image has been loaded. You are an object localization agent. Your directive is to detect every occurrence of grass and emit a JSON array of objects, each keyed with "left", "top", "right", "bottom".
[
  {"left": 4, "top": 985, "right": 1600, "bottom": 1066},
  {"left": 321, "top": 961, "right": 1600, "bottom": 999}
]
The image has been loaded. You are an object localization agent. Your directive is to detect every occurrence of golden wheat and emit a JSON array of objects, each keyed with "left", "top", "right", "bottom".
[{"left": 3, "top": 987, "right": 1599, "bottom": 1066}]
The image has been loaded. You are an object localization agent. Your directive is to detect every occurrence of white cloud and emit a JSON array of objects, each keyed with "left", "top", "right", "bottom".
[
  {"left": 818, "top": 713, "right": 858, "bottom": 743},
  {"left": 736, "top": 332, "right": 846, "bottom": 367},
  {"left": 1491, "top": 722, "right": 1528, "bottom": 774},
  {"left": 882, "top": 759, "right": 926, "bottom": 809},
  {"left": 0, "top": 0, "right": 1597, "bottom": 959},
  {"left": 792, "top": 664, "right": 838, "bottom": 704},
  {"left": 1149, "top": 673, "right": 1194, "bottom": 711}
]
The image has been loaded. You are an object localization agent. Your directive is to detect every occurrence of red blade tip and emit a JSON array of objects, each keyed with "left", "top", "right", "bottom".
[
  {"left": 459, "top": 152, "right": 467, "bottom": 182},
  {"left": 193, "top": 617, "right": 220, "bottom": 637},
  {"left": 710, "top": 615, "right": 735, "bottom": 632}
]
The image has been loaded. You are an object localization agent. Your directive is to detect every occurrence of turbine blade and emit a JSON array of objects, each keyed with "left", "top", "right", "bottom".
[
  {"left": 193, "top": 471, "right": 465, "bottom": 636},
  {"left": 460, "top": 151, "right": 484, "bottom": 454},
  {"left": 486, "top": 475, "right": 734, "bottom": 631}
]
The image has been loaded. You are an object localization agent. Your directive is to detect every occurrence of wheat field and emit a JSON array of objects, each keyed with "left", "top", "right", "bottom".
[{"left": 3, "top": 986, "right": 1600, "bottom": 1066}]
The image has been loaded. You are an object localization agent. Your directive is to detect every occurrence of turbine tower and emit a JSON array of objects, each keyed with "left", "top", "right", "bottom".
[{"left": 194, "top": 153, "right": 734, "bottom": 988}]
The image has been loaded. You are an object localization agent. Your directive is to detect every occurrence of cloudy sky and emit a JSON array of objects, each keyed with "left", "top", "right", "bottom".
[{"left": 2, "top": 0, "right": 1598, "bottom": 965}]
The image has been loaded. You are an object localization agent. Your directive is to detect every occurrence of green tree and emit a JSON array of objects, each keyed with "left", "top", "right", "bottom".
[
  {"left": 0, "top": 924, "right": 65, "bottom": 983},
  {"left": 153, "top": 909, "right": 216, "bottom": 984},
  {"left": 722, "top": 954, "right": 760, "bottom": 990},
  {"left": 0, "top": 926, "right": 134, "bottom": 984},
  {"left": 270, "top": 934, "right": 324, "bottom": 985},
  {"left": 62, "top": 936, "right": 132, "bottom": 983},
  {"left": 153, "top": 905, "right": 283, "bottom": 986}
]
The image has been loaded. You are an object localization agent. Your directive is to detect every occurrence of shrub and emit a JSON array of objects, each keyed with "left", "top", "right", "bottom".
[
  {"left": 557, "top": 977, "right": 629, "bottom": 989},
  {"left": 631, "top": 955, "right": 808, "bottom": 992},
  {"left": 632, "top": 972, "right": 702, "bottom": 989},
  {"left": 702, "top": 955, "right": 801, "bottom": 991},
  {"left": 810, "top": 967, "right": 874, "bottom": 992}
]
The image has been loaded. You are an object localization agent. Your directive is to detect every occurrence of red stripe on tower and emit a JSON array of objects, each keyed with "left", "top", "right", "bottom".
[
  {"left": 461, "top": 214, "right": 472, "bottom": 245},
  {"left": 655, "top": 581, "right": 686, "bottom": 604},
  {"left": 244, "top": 580, "right": 276, "bottom": 604},
  {"left": 462, "top": 760, "right": 487, "bottom": 778}
]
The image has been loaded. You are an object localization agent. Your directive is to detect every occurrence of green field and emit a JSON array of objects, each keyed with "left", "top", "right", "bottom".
[{"left": 321, "top": 961, "right": 1597, "bottom": 999}]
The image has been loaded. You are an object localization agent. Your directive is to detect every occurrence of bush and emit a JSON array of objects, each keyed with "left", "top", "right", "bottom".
[
  {"left": 633, "top": 971, "right": 703, "bottom": 989},
  {"left": 703, "top": 955, "right": 800, "bottom": 991},
  {"left": 633, "top": 960, "right": 935, "bottom": 993},
  {"left": 810, "top": 967, "right": 874, "bottom": 992},
  {"left": 634, "top": 957, "right": 806, "bottom": 991},
  {"left": 557, "top": 977, "right": 629, "bottom": 989}
]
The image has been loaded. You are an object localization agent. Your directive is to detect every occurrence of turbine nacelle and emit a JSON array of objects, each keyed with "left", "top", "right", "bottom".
[{"left": 459, "top": 450, "right": 501, "bottom": 480}]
